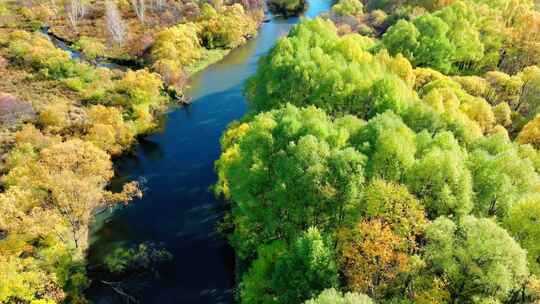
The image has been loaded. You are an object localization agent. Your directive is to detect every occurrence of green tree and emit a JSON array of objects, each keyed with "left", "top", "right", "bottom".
[
  {"left": 380, "top": 19, "right": 420, "bottom": 61},
  {"left": 245, "top": 18, "right": 411, "bottom": 116},
  {"left": 215, "top": 105, "right": 366, "bottom": 258},
  {"left": 360, "top": 179, "right": 427, "bottom": 241},
  {"left": 272, "top": 228, "right": 338, "bottom": 303},
  {"left": 332, "top": 0, "right": 364, "bottom": 16},
  {"left": 240, "top": 241, "right": 286, "bottom": 304},
  {"left": 241, "top": 228, "right": 338, "bottom": 304},
  {"left": 352, "top": 111, "right": 416, "bottom": 182},
  {"left": 468, "top": 134, "right": 539, "bottom": 217},
  {"left": 424, "top": 216, "right": 529, "bottom": 302},
  {"left": 412, "top": 14, "right": 455, "bottom": 73},
  {"left": 405, "top": 136, "right": 473, "bottom": 218},
  {"left": 504, "top": 194, "right": 540, "bottom": 276},
  {"left": 304, "top": 288, "right": 373, "bottom": 304}
]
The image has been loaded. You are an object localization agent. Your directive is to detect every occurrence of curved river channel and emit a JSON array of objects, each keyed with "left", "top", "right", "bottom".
[{"left": 87, "top": 1, "right": 332, "bottom": 302}]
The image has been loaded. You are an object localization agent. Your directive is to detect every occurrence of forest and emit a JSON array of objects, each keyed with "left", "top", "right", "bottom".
[
  {"left": 215, "top": 0, "right": 540, "bottom": 303},
  {"left": 0, "top": 0, "right": 539, "bottom": 303}
]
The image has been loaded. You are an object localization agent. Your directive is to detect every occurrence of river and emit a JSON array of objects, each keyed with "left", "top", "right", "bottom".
[{"left": 87, "top": 1, "right": 332, "bottom": 302}]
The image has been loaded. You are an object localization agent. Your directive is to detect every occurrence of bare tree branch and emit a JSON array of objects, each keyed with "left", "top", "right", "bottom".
[{"left": 66, "top": 0, "right": 86, "bottom": 30}]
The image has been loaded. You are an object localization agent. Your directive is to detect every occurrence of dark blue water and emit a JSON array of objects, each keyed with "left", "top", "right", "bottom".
[{"left": 88, "top": 2, "right": 331, "bottom": 303}]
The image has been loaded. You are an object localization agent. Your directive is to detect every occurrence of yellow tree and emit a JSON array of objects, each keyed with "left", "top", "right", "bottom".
[{"left": 517, "top": 114, "right": 540, "bottom": 148}]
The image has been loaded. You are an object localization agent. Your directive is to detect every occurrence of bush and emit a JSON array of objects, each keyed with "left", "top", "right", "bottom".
[
  {"left": 152, "top": 23, "right": 202, "bottom": 68},
  {"left": 332, "top": 0, "right": 364, "bottom": 16},
  {"left": 305, "top": 288, "right": 373, "bottom": 304},
  {"left": 110, "top": 69, "right": 167, "bottom": 133},
  {"left": 267, "top": 0, "right": 306, "bottom": 16},
  {"left": 74, "top": 36, "right": 106, "bottom": 61},
  {"left": 197, "top": 4, "right": 259, "bottom": 49},
  {"left": 7, "top": 31, "right": 101, "bottom": 89}
]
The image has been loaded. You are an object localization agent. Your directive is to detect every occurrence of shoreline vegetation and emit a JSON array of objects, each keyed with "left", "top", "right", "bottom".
[
  {"left": 215, "top": 0, "right": 540, "bottom": 303},
  {"left": 267, "top": 0, "right": 307, "bottom": 17},
  {"left": 0, "top": 0, "right": 263, "bottom": 302}
]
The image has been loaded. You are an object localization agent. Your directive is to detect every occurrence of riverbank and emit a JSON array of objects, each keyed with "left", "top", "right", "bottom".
[
  {"left": 0, "top": 1, "right": 264, "bottom": 302},
  {"left": 39, "top": 4, "right": 264, "bottom": 105},
  {"left": 84, "top": 0, "right": 333, "bottom": 302}
]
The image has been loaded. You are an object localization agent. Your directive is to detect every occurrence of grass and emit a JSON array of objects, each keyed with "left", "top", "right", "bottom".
[{"left": 185, "top": 48, "right": 231, "bottom": 76}]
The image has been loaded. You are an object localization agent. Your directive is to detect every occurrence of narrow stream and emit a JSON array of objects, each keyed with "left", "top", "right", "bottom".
[{"left": 87, "top": 1, "right": 332, "bottom": 302}]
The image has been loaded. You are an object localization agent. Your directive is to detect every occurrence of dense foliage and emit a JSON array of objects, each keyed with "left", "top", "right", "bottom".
[
  {"left": 0, "top": 0, "right": 267, "bottom": 302},
  {"left": 0, "top": 24, "right": 168, "bottom": 304},
  {"left": 0, "top": 0, "right": 267, "bottom": 301},
  {"left": 218, "top": 9, "right": 540, "bottom": 304},
  {"left": 267, "top": 0, "right": 307, "bottom": 16},
  {"left": 150, "top": 1, "right": 261, "bottom": 90}
]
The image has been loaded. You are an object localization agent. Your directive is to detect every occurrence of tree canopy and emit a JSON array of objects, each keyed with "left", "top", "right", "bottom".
[{"left": 218, "top": 12, "right": 540, "bottom": 304}]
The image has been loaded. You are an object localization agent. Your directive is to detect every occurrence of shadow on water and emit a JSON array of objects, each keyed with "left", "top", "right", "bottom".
[{"left": 86, "top": 0, "right": 332, "bottom": 302}]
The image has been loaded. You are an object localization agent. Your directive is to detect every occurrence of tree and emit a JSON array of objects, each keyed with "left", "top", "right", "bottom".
[
  {"left": 152, "top": 23, "right": 202, "bottom": 70},
  {"left": 241, "top": 228, "right": 338, "bottom": 304},
  {"left": 381, "top": 14, "right": 456, "bottom": 72},
  {"left": 245, "top": 18, "right": 412, "bottom": 116},
  {"left": 197, "top": 4, "right": 259, "bottom": 49},
  {"left": 504, "top": 195, "right": 540, "bottom": 276},
  {"left": 336, "top": 219, "right": 413, "bottom": 298},
  {"left": 360, "top": 179, "right": 427, "bottom": 242},
  {"left": 84, "top": 105, "right": 135, "bottom": 155},
  {"left": 468, "top": 134, "right": 539, "bottom": 218},
  {"left": 215, "top": 104, "right": 366, "bottom": 258},
  {"left": 352, "top": 111, "right": 416, "bottom": 182},
  {"left": 516, "top": 66, "right": 540, "bottom": 120},
  {"left": 3, "top": 139, "right": 141, "bottom": 249},
  {"left": 267, "top": 0, "right": 306, "bottom": 16},
  {"left": 424, "top": 216, "right": 529, "bottom": 302},
  {"left": 105, "top": 0, "right": 126, "bottom": 45},
  {"left": 380, "top": 19, "right": 419, "bottom": 61},
  {"left": 151, "top": 0, "right": 165, "bottom": 11},
  {"left": 304, "top": 288, "right": 373, "bottom": 304},
  {"left": 434, "top": 1, "right": 484, "bottom": 71},
  {"left": 517, "top": 114, "right": 540, "bottom": 148},
  {"left": 332, "top": 0, "right": 364, "bottom": 16},
  {"left": 405, "top": 142, "right": 473, "bottom": 218},
  {"left": 109, "top": 69, "right": 167, "bottom": 133},
  {"left": 66, "top": 0, "right": 86, "bottom": 30},
  {"left": 240, "top": 241, "right": 286, "bottom": 304},
  {"left": 131, "top": 0, "right": 145, "bottom": 23},
  {"left": 272, "top": 228, "right": 339, "bottom": 303},
  {"left": 412, "top": 14, "right": 455, "bottom": 73}
]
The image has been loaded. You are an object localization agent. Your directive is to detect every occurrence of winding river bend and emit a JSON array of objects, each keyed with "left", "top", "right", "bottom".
[{"left": 87, "top": 1, "right": 331, "bottom": 302}]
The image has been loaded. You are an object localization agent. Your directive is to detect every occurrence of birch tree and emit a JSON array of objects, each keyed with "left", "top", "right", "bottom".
[
  {"left": 131, "top": 0, "right": 145, "bottom": 23},
  {"left": 66, "top": 0, "right": 86, "bottom": 30},
  {"left": 106, "top": 0, "right": 126, "bottom": 45}
]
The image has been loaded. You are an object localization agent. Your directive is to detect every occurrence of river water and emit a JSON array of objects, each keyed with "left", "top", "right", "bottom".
[{"left": 87, "top": 1, "right": 331, "bottom": 302}]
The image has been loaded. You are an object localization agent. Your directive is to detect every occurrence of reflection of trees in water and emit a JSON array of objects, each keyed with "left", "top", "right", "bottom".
[
  {"left": 109, "top": 137, "right": 164, "bottom": 192},
  {"left": 139, "top": 137, "right": 166, "bottom": 161},
  {"left": 87, "top": 241, "right": 173, "bottom": 304}
]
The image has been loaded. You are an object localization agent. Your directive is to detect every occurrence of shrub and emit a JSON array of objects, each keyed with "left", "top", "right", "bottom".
[
  {"left": 197, "top": 4, "right": 259, "bottom": 49},
  {"left": 332, "top": 0, "right": 364, "bottom": 16},
  {"left": 152, "top": 23, "right": 202, "bottom": 68},
  {"left": 267, "top": 0, "right": 306, "bottom": 16},
  {"left": 74, "top": 36, "right": 106, "bottom": 61}
]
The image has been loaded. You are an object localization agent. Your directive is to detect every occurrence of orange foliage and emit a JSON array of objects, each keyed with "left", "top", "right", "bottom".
[{"left": 337, "top": 219, "right": 411, "bottom": 297}]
